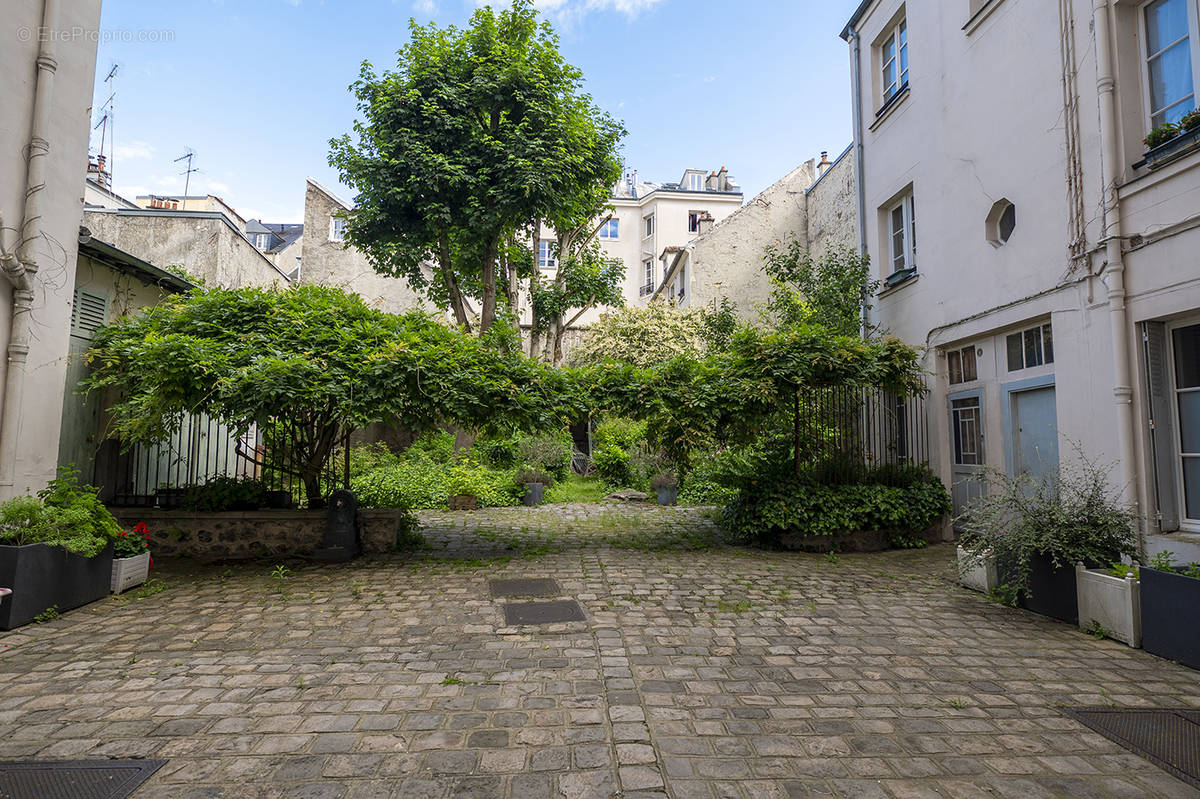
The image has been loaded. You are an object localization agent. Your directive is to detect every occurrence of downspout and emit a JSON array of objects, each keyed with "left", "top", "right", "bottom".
[
  {"left": 1091, "top": 0, "right": 1139, "bottom": 505},
  {"left": 849, "top": 27, "right": 869, "bottom": 337},
  {"left": 0, "top": 0, "right": 60, "bottom": 487}
]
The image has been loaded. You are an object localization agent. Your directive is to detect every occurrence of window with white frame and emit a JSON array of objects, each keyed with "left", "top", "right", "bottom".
[
  {"left": 1006, "top": 322, "right": 1054, "bottom": 371},
  {"left": 1143, "top": 0, "right": 1197, "bottom": 128},
  {"left": 888, "top": 192, "right": 916, "bottom": 274},
  {"left": 688, "top": 212, "right": 702, "bottom": 233},
  {"left": 599, "top": 219, "right": 619, "bottom": 240},
  {"left": 256, "top": 233, "right": 271, "bottom": 250},
  {"left": 880, "top": 16, "right": 909, "bottom": 104},
  {"left": 538, "top": 240, "right": 557, "bottom": 270},
  {"left": 329, "top": 216, "right": 347, "bottom": 242},
  {"left": 644, "top": 215, "right": 655, "bottom": 237},
  {"left": 687, "top": 173, "right": 704, "bottom": 191},
  {"left": 642, "top": 259, "right": 653, "bottom": 292},
  {"left": 678, "top": 263, "right": 687, "bottom": 300},
  {"left": 1171, "top": 322, "right": 1200, "bottom": 521}
]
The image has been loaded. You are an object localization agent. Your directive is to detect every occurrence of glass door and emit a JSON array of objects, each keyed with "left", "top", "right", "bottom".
[{"left": 1172, "top": 323, "right": 1200, "bottom": 525}]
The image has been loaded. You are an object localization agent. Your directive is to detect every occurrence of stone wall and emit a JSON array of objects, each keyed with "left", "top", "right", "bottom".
[
  {"left": 83, "top": 210, "right": 288, "bottom": 288},
  {"left": 114, "top": 509, "right": 410, "bottom": 560},
  {"left": 803, "top": 147, "right": 857, "bottom": 263}
]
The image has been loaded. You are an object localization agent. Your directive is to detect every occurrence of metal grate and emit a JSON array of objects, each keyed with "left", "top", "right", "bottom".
[
  {"left": 489, "top": 579, "right": 561, "bottom": 598},
  {"left": 0, "top": 759, "right": 166, "bottom": 799},
  {"left": 503, "top": 600, "right": 585, "bottom": 625},
  {"left": 1063, "top": 708, "right": 1200, "bottom": 789}
]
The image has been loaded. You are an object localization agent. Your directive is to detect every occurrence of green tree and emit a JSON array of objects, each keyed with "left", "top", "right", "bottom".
[
  {"left": 329, "top": 0, "right": 625, "bottom": 335},
  {"left": 529, "top": 234, "right": 625, "bottom": 365},
  {"left": 761, "top": 242, "right": 879, "bottom": 336},
  {"left": 85, "top": 286, "right": 577, "bottom": 508},
  {"left": 570, "top": 303, "right": 710, "bottom": 368}
]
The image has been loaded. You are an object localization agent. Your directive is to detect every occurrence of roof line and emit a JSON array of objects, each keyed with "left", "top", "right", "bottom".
[
  {"left": 804, "top": 143, "right": 855, "bottom": 195},
  {"left": 79, "top": 238, "right": 195, "bottom": 292},
  {"left": 840, "top": 0, "right": 875, "bottom": 40},
  {"left": 306, "top": 177, "right": 354, "bottom": 211}
]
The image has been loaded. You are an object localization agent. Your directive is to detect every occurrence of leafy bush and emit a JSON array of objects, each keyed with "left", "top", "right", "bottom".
[
  {"left": 957, "top": 453, "right": 1140, "bottom": 599},
  {"left": 517, "top": 432, "right": 574, "bottom": 480},
  {"left": 407, "top": 431, "right": 457, "bottom": 463},
  {"left": 590, "top": 443, "right": 630, "bottom": 486},
  {"left": 650, "top": 471, "right": 677, "bottom": 490},
  {"left": 352, "top": 456, "right": 521, "bottom": 509},
  {"left": 678, "top": 448, "right": 740, "bottom": 506},
  {"left": 346, "top": 442, "right": 402, "bottom": 475},
  {"left": 722, "top": 467, "right": 951, "bottom": 547},
  {"left": 516, "top": 468, "right": 555, "bottom": 486},
  {"left": 593, "top": 417, "right": 647, "bottom": 451},
  {"left": 0, "top": 470, "right": 122, "bottom": 557},
  {"left": 182, "top": 476, "right": 269, "bottom": 511}
]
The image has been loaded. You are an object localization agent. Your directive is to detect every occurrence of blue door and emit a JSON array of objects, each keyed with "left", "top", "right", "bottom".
[{"left": 1012, "top": 386, "right": 1059, "bottom": 485}]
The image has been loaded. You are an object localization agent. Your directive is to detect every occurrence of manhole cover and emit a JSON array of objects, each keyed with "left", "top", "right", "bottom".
[
  {"left": 0, "top": 759, "right": 167, "bottom": 799},
  {"left": 503, "top": 599, "right": 586, "bottom": 625},
  {"left": 489, "top": 578, "right": 560, "bottom": 598},
  {"left": 1063, "top": 708, "right": 1200, "bottom": 789}
]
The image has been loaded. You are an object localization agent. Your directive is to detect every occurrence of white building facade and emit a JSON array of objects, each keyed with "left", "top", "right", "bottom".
[{"left": 843, "top": 0, "right": 1200, "bottom": 559}]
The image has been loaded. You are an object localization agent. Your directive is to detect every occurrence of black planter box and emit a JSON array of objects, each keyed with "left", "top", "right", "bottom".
[
  {"left": 1018, "top": 551, "right": 1082, "bottom": 624},
  {"left": 521, "top": 483, "right": 544, "bottom": 507},
  {"left": 0, "top": 543, "right": 114, "bottom": 630},
  {"left": 1141, "top": 566, "right": 1200, "bottom": 670}
]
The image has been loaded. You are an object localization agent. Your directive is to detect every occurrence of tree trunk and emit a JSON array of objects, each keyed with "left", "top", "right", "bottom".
[
  {"left": 479, "top": 234, "right": 500, "bottom": 334},
  {"left": 438, "top": 233, "right": 470, "bottom": 331},
  {"left": 302, "top": 469, "right": 326, "bottom": 510},
  {"left": 528, "top": 220, "right": 542, "bottom": 357}
]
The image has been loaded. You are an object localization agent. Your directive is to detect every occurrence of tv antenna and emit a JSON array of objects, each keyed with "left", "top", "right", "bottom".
[
  {"left": 174, "top": 148, "right": 199, "bottom": 199},
  {"left": 94, "top": 63, "right": 118, "bottom": 183}
]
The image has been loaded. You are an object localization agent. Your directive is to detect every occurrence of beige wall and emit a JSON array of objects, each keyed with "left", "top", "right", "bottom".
[
  {"left": 301, "top": 179, "right": 431, "bottom": 314},
  {"left": 83, "top": 209, "right": 290, "bottom": 288},
  {"left": 846, "top": 0, "right": 1200, "bottom": 555},
  {"left": 0, "top": 0, "right": 102, "bottom": 497}
]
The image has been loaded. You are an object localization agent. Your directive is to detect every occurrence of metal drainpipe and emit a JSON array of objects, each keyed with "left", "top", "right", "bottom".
[
  {"left": 0, "top": 0, "right": 59, "bottom": 488},
  {"left": 849, "top": 27, "right": 869, "bottom": 337},
  {"left": 1091, "top": 0, "right": 1139, "bottom": 505}
]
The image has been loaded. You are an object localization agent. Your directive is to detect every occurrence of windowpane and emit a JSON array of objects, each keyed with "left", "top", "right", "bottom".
[
  {"left": 948, "top": 351, "right": 963, "bottom": 385},
  {"left": 908, "top": 197, "right": 916, "bottom": 262},
  {"left": 882, "top": 36, "right": 897, "bottom": 97},
  {"left": 1024, "top": 327, "right": 1044, "bottom": 367},
  {"left": 952, "top": 398, "right": 982, "bottom": 466},
  {"left": 1179, "top": 392, "right": 1200, "bottom": 453},
  {"left": 999, "top": 203, "right": 1016, "bottom": 242},
  {"left": 1007, "top": 333, "right": 1024, "bottom": 371},
  {"left": 1174, "top": 324, "right": 1200, "bottom": 388},
  {"left": 1184, "top": 456, "right": 1200, "bottom": 519},
  {"left": 1146, "top": 0, "right": 1189, "bottom": 55},
  {"left": 1148, "top": 39, "right": 1195, "bottom": 121},
  {"left": 900, "top": 43, "right": 909, "bottom": 86},
  {"left": 1042, "top": 324, "right": 1054, "bottom": 364},
  {"left": 961, "top": 347, "right": 978, "bottom": 382}
]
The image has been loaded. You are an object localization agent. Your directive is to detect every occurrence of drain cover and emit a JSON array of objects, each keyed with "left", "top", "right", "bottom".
[
  {"left": 489, "top": 578, "right": 560, "bottom": 598},
  {"left": 0, "top": 759, "right": 166, "bottom": 799},
  {"left": 503, "top": 599, "right": 585, "bottom": 625},
  {"left": 1063, "top": 708, "right": 1200, "bottom": 789}
]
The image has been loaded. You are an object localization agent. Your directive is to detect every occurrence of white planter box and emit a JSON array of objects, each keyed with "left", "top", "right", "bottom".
[
  {"left": 111, "top": 552, "right": 150, "bottom": 594},
  {"left": 958, "top": 545, "right": 999, "bottom": 593},
  {"left": 1075, "top": 563, "right": 1141, "bottom": 647}
]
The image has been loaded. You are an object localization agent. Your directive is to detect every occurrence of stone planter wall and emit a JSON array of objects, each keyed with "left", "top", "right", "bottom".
[
  {"left": 777, "top": 515, "right": 954, "bottom": 553},
  {"left": 113, "top": 509, "right": 407, "bottom": 561}
]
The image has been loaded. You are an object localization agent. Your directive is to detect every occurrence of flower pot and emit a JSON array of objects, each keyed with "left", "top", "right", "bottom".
[
  {"left": 1140, "top": 125, "right": 1200, "bottom": 169},
  {"left": 957, "top": 546, "right": 999, "bottom": 593},
  {"left": 1075, "top": 563, "right": 1141, "bottom": 647},
  {"left": 449, "top": 494, "right": 479, "bottom": 511},
  {"left": 656, "top": 485, "right": 678, "bottom": 506},
  {"left": 1019, "top": 551, "right": 1081, "bottom": 624},
  {"left": 0, "top": 543, "right": 114, "bottom": 630},
  {"left": 111, "top": 552, "right": 151, "bottom": 594},
  {"left": 522, "top": 483, "right": 544, "bottom": 507},
  {"left": 1141, "top": 566, "right": 1200, "bottom": 670}
]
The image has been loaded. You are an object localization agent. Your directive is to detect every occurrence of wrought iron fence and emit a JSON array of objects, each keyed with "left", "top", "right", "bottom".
[{"left": 97, "top": 414, "right": 348, "bottom": 508}]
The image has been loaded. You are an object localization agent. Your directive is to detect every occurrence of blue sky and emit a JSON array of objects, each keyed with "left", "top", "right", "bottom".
[{"left": 92, "top": 0, "right": 862, "bottom": 223}]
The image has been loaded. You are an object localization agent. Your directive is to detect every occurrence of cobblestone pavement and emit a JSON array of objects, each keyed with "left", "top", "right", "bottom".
[{"left": 1, "top": 503, "right": 1198, "bottom": 798}]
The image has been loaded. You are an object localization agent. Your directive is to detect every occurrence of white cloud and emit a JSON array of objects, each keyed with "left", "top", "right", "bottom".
[
  {"left": 114, "top": 140, "right": 155, "bottom": 161},
  {"left": 473, "top": 0, "right": 661, "bottom": 20},
  {"left": 206, "top": 181, "right": 231, "bottom": 195},
  {"left": 413, "top": 0, "right": 436, "bottom": 11}
]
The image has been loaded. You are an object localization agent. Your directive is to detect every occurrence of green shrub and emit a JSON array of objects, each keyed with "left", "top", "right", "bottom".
[
  {"left": 593, "top": 417, "right": 647, "bottom": 451},
  {"left": 351, "top": 456, "right": 521, "bottom": 509},
  {"left": 517, "top": 432, "right": 574, "bottom": 480},
  {"left": 478, "top": 435, "right": 520, "bottom": 468},
  {"left": 591, "top": 443, "right": 630, "bottom": 486},
  {"left": 346, "top": 442, "right": 402, "bottom": 476},
  {"left": 0, "top": 469, "right": 122, "bottom": 557},
  {"left": 722, "top": 467, "right": 952, "bottom": 547},
  {"left": 182, "top": 476, "right": 269, "bottom": 511},
  {"left": 407, "top": 431, "right": 457, "bottom": 463},
  {"left": 678, "top": 449, "right": 739, "bottom": 506}
]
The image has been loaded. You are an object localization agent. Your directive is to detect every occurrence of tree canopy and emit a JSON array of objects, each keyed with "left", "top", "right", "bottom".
[
  {"left": 85, "top": 285, "right": 577, "bottom": 507},
  {"left": 329, "top": 0, "right": 625, "bottom": 335}
]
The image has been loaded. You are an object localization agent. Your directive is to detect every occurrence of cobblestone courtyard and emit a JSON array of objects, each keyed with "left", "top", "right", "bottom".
[{"left": 1, "top": 504, "right": 1198, "bottom": 798}]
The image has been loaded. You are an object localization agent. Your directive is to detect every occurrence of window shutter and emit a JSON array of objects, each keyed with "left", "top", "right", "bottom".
[
  {"left": 1144, "top": 321, "right": 1181, "bottom": 531},
  {"left": 70, "top": 288, "right": 108, "bottom": 340}
]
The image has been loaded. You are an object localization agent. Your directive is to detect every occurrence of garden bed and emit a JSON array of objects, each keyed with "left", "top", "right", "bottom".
[
  {"left": 777, "top": 516, "right": 953, "bottom": 553},
  {"left": 111, "top": 509, "right": 410, "bottom": 560}
]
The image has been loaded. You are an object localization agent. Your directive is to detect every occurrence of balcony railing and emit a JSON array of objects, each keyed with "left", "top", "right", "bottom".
[{"left": 639, "top": 284, "right": 654, "bottom": 297}]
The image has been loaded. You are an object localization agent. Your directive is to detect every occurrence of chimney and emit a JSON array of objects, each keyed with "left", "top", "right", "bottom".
[
  {"left": 717, "top": 166, "right": 728, "bottom": 191},
  {"left": 818, "top": 151, "right": 832, "bottom": 177},
  {"left": 697, "top": 212, "right": 715, "bottom": 236}
]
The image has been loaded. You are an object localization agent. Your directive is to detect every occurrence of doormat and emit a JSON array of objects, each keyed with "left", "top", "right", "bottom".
[
  {"left": 1062, "top": 707, "right": 1200, "bottom": 789},
  {"left": 0, "top": 759, "right": 167, "bottom": 799},
  {"left": 503, "top": 599, "right": 585, "bottom": 625},
  {"left": 488, "top": 578, "right": 560, "bottom": 598}
]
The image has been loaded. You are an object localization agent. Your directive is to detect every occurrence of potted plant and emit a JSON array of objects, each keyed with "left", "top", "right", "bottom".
[
  {"left": 516, "top": 469, "right": 553, "bottom": 507},
  {"left": 0, "top": 470, "right": 122, "bottom": 630},
  {"left": 446, "top": 462, "right": 481, "bottom": 511},
  {"left": 1140, "top": 551, "right": 1200, "bottom": 669},
  {"left": 1144, "top": 121, "right": 1180, "bottom": 150},
  {"left": 956, "top": 454, "right": 1139, "bottom": 624},
  {"left": 1075, "top": 561, "right": 1141, "bottom": 647},
  {"left": 957, "top": 545, "right": 999, "bottom": 593},
  {"left": 651, "top": 471, "right": 678, "bottom": 506},
  {"left": 111, "top": 521, "right": 152, "bottom": 594}
]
